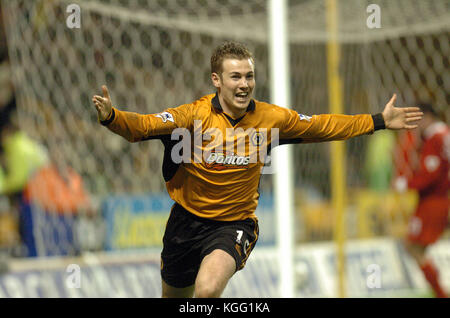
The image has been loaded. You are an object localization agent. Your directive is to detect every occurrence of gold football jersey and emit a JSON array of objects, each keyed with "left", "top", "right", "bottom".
[{"left": 101, "top": 93, "right": 383, "bottom": 221}]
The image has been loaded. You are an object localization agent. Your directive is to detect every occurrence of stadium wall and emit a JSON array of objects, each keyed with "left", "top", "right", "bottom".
[{"left": 1, "top": 238, "right": 448, "bottom": 298}]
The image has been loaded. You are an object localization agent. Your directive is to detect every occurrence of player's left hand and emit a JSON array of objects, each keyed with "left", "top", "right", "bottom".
[{"left": 382, "top": 94, "right": 423, "bottom": 130}]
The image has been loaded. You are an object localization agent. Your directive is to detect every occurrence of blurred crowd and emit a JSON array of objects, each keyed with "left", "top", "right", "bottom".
[{"left": 0, "top": 4, "right": 103, "bottom": 265}]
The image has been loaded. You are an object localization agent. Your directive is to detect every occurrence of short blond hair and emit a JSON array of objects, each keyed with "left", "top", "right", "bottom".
[{"left": 210, "top": 41, "right": 254, "bottom": 75}]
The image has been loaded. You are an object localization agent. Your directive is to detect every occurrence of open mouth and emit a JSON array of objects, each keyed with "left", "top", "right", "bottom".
[{"left": 235, "top": 92, "right": 249, "bottom": 102}]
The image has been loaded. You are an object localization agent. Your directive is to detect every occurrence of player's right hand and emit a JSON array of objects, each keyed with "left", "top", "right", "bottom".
[{"left": 92, "top": 85, "right": 112, "bottom": 122}]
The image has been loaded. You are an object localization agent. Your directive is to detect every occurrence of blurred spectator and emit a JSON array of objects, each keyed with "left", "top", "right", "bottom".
[
  {"left": 394, "top": 103, "right": 449, "bottom": 298},
  {"left": 364, "top": 129, "right": 396, "bottom": 191},
  {"left": 0, "top": 100, "right": 49, "bottom": 198},
  {"left": 0, "top": 63, "right": 48, "bottom": 258},
  {"left": 21, "top": 136, "right": 103, "bottom": 256},
  {"left": 23, "top": 137, "right": 91, "bottom": 215},
  {"left": 0, "top": 2, "right": 50, "bottom": 258}
]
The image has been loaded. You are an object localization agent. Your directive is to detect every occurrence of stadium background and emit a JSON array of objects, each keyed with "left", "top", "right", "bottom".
[{"left": 0, "top": 0, "right": 448, "bottom": 297}]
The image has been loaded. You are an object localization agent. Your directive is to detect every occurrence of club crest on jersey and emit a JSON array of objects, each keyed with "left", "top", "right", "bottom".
[
  {"left": 156, "top": 111, "right": 174, "bottom": 123},
  {"left": 298, "top": 113, "right": 312, "bottom": 122},
  {"left": 251, "top": 131, "right": 265, "bottom": 147},
  {"left": 205, "top": 152, "right": 250, "bottom": 170}
]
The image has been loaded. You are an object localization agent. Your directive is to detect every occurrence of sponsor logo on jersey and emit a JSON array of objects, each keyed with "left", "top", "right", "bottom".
[
  {"left": 205, "top": 152, "right": 250, "bottom": 170},
  {"left": 156, "top": 111, "right": 174, "bottom": 123},
  {"left": 298, "top": 113, "right": 312, "bottom": 122}
]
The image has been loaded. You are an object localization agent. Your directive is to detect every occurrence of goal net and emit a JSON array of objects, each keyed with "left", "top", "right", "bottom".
[
  {"left": 1, "top": 0, "right": 449, "bottom": 296},
  {"left": 287, "top": 0, "right": 448, "bottom": 242}
]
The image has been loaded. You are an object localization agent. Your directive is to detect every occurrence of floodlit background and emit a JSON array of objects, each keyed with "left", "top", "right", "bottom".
[{"left": 0, "top": 0, "right": 448, "bottom": 297}]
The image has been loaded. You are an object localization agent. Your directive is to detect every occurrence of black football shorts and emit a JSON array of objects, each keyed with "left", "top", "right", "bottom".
[{"left": 160, "top": 203, "right": 259, "bottom": 288}]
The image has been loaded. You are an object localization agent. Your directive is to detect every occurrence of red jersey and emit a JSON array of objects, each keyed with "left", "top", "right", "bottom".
[
  {"left": 393, "top": 130, "right": 420, "bottom": 179},
  {"left": 408, "top": 121, "right": 449, "bottom": 199},
  {"left": 406, "top": 122, "right": 449, "bottom": 245}
]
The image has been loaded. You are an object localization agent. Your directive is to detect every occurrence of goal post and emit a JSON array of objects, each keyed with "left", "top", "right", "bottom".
[
  {"left": 326, "top": 0, "right": 347, "bottom": 299},
  {"left": 269, "top": 0, "right": 295, "bottom": 298}
]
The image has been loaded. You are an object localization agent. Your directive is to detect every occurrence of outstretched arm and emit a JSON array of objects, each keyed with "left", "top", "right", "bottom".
[
  {"left": 278, "top": 94, "right": 424, "bottom": 143},
  {"left": 382, "top": 94, "right": 423, "bottom": 130},
  {"left": 92, "top": 85, "right": 194, "bottom": 142}
]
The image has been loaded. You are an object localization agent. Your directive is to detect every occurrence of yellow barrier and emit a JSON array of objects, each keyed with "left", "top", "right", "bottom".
[{"left": 296, "top": 189, "right": 418, "bottom": 242}]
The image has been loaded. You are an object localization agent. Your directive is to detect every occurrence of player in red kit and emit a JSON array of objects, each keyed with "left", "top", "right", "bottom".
[{"left": 395, "top": 103, "right": 449, "bottom": 298}]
